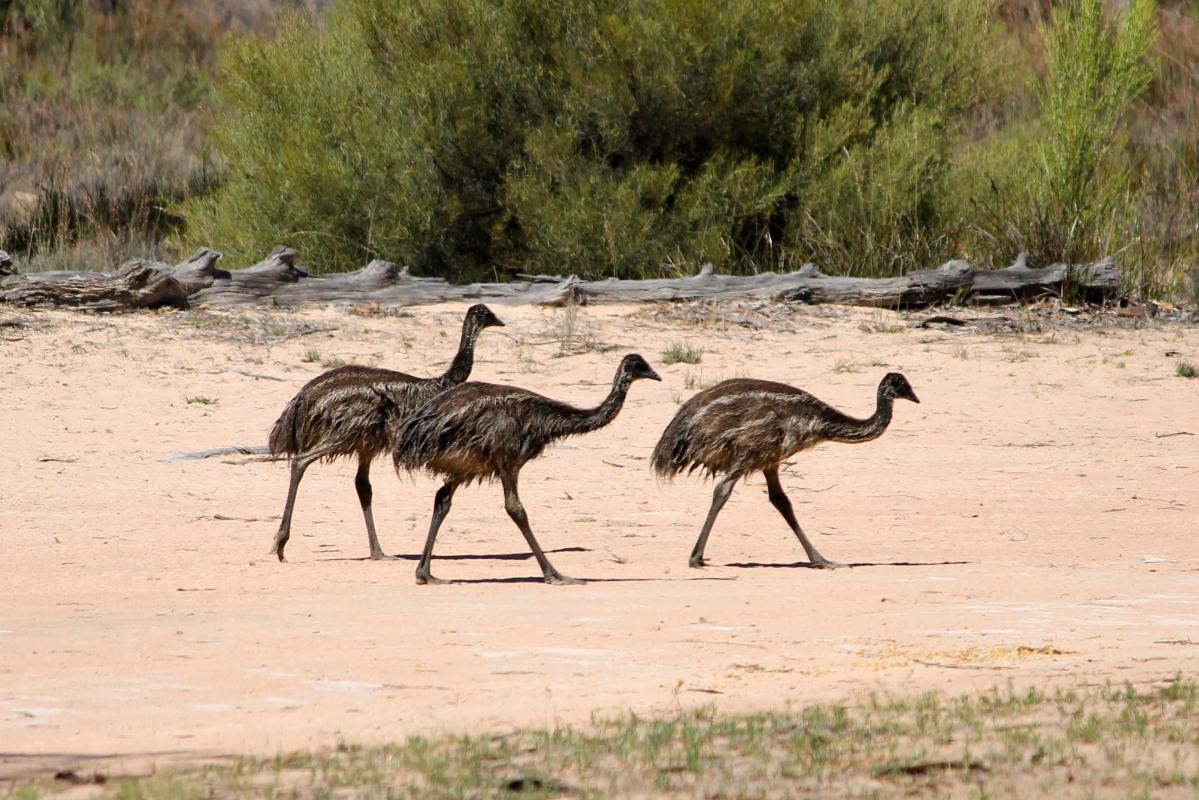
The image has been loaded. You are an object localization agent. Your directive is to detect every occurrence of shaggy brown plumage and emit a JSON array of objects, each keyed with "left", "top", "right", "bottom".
[
  {"left": 393, "top": 353, "right": 661, "bottom": 585},
  {"left": 267, "top": 304, "right": 504, "bottom": 561},
  {"left": 652, "top": 372, "right": 919, "bottom": 568}
]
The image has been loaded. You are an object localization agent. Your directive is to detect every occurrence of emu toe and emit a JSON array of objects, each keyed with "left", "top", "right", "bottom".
[{"left": 545, "top": 572, "right": 585, "bottom": 586}]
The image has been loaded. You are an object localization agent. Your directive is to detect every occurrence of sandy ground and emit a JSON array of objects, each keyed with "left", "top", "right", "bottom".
[{"left": 1, "top": 299, "right": 1196, "bottom": 782}]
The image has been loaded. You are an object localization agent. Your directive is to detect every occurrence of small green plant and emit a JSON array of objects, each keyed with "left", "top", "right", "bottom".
[
  {"left": 1176, "top": 361, "right": 1197, "bottom": 378},
  {"left": 321, "top": 355, "right": 349, "bottom": 369},
  {"left": 185, "top": 395, "right": 218, "bottom": 405},
  {"left": 832, "top": 359, "right": 862, "bottom": 374},
  {"left": 302, "top": 348, "right": 321, "bottom": 363},
  {"left": 662, "top": 342, "right": 703, "bottom": 365}
]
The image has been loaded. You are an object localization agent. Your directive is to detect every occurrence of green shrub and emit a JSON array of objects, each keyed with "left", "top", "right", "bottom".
[
  {"left": 967, "top": 0, "right": 1162, "bottom": 288},
  {"left": 185, "top": 0, "right": 992, "bottom": 279}
]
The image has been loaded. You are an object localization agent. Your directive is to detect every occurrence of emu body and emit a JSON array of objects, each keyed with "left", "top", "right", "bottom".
[
  {"left": 394, "top": 353, "right": 661, "bottom": 585},
  {"left": 652, "top": 373, "right": 919, "bottom": 568},
  {"left": 268, "top": 304, "right": 504, "bottom": 561}
]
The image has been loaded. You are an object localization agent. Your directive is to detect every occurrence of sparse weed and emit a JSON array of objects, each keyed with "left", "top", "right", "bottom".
[
  {"left": 5, "top": 678, "right": 1193, "bottom": 798},
  {"left": 1176, "top": 361, "right": 1197, "bottom": 378},
  {"left": 302, "top": 349, "right": 321, "bottom": 363},
  {"left": 321, "top": 355, "right": 349, "bottom": 370},
  {"left": 184, "top": 395, "right": 218, "bottom": 405},
  {"left": 662, "top": 342, "right": 703, "bottom": 365}
]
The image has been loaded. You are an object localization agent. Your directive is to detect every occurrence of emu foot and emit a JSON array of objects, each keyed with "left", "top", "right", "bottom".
[
  {"left": 415, "top": 571, "right": 451, "bottom": 585},
  {"left": 271, "top": 533, "right": 289, "bottom": 562},
  {"left": 808, "top": 558, "right": 846, "bottom": 570},
  {"left": 545, "top": 571, "right": 584, "bottom": 586},
  {"left": 369, "top": 552, "right": 400, "bottom": 561},
  {"left": 689, "top": 557, "right": 706, "bottom": 569}
]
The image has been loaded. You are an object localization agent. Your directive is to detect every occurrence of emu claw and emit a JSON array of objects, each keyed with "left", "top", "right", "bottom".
[
  {"left": 415, "top": 572, "right": 450, "bottom": 585},
  {"left": 545, "top": 572, "right": 584, "bottom": 586}
]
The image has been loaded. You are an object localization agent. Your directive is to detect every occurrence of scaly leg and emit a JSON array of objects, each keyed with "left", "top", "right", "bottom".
[
  {"left": 689, "top": 472, "right": 739, "bottom": 567},
  {"left": 502, "top": 473, "right": 582, "bottom": 585},
  {"left": 354, "top": 458, "right": 395, "bottom": 560},
  {"left": 415, "top": 481, "right": 456, "bottom": 585},
  {"left": 272, "top": 450, "right": 328, "bottom": 562},
  {"left": 763, "top": 464, "right": 843, "bottom": 568}
]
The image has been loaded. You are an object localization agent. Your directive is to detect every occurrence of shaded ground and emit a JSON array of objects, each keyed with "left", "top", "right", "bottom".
[{"left": 1, "top": 300, "right": 1196, "bottom": 783}]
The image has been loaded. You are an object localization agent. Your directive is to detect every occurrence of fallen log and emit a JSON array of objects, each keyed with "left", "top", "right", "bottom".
[
  {"left": 0, "top": 260, "right": 188, "bottom": 311},
  {"left": 0, "top": 248, "right": 1126, "bottom": 311},
  {"left": 968, "top": 255, "right": 1120, "bottom": 304}
]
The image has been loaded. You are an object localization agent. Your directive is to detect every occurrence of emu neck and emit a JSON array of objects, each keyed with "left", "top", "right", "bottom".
[
  {"left": 556, "top": 374, "right": 634, "bottom": 437},
  {"left": 439, "top": 322, "right": 480, "bottom": 387},
  {"left": 826, "top": 385, "right": 894, "bottom": 444}
]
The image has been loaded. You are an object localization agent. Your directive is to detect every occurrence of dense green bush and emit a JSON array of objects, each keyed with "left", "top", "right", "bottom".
[{"left": 185, "top": 0, "right": 993, "bottom": 279}]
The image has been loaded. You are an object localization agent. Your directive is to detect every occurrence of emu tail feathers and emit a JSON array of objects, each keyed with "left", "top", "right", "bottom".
[
  {"left": 268, "top": 395, "right": 304, "bottom": 456},
  {"left": 651, "top": 417, "right": 691, "bottom": 478}
]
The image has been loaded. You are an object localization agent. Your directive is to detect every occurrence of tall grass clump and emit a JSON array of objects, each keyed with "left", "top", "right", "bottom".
[
  {"left": 966, "top": 0, "right": 1178, "bottom": 295},
  {"left": 0, "top": 1, "right": 287, "bottom": 271},
  {"left": 185, "top": 0, "right": 992, "bottom": 279}
]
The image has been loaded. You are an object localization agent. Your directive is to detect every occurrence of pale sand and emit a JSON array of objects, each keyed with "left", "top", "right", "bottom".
[{"left": 1, "top": 301, "right": 1196, "bottom": 780}]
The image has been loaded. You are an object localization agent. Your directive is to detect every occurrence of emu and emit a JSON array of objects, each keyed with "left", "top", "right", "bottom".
[
  {"left": 651, "top": 372, "right": 919, "bottom": 568},
  {"left": 267, "top": 304, "right": 505, "bottom": 561},
  {"left": 394, "top": 353, "right": 661, "bottom": 585}
]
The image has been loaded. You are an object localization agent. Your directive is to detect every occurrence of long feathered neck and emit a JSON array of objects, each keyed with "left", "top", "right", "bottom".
[
  {"left": 437, "top": 318, "right": 483, "bottom": 387},
  {"left": 821, "top": 382, "right": 895, "bottom": 444},
  {"left": 550, "top": 371, "right": 635, "bottom": 438}
]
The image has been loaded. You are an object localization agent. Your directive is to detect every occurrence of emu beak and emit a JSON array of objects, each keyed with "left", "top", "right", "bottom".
[
  {"left": 906, "top": 390, "right": 920, "bottom": 404},
  {"left": 646, "top": 368, "right": 662, "bottom": 382}
]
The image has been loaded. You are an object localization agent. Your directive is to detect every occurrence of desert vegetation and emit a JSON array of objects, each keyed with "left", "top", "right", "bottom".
[
  {"left": 2, "top": 0, "right": 1196, "bottom": 295},
  {"left": 8, "top": 678, "right": 1199, "bottom": 798}
]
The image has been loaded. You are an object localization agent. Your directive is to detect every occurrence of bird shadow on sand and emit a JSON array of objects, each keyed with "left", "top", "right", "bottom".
[
  {"left": 723, "top": 559, "right": 971, "bottom": 569},
  {"left": 412, "top": 574, "right": 739, "bottom": 585},
  {"left": 318, "top": 546, "right": 590, "bottom": 563}
]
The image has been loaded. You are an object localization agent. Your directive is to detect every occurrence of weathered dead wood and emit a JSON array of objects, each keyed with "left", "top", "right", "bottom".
[
  {"left": 168, "top": 247, "right": 228, "bottom": 294},
  {"left": 161, "top": 444, "right": 272, "bottom": 463},
  {"left": 774, "top": 261, "right": 974, "bottom": 308},
  {"left": 0, "top": 259, "right": 188, "bottom": 311},
  {"left": 968, "top": 256, "right": 1119, "bottom": 304},
  {"left": 189, "top": 246, "right": 307, "bottom": 305},
  {"left": 0, "top": 247, "right": 1127, "bottom": 311}
]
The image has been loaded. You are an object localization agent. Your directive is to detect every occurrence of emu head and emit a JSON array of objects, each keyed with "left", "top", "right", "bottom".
[
  {"left": 880, "top": 372, "right": 919, "bottom": 404},
  {"left": 619, "top": 354, "right": 662, "bottom": 383},
  {"left": 465, "top": 304, "right": 505, "bottom": 331}
]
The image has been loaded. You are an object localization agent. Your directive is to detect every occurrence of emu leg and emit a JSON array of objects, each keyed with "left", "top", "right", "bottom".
[
  {"left": 272, "top": 450, "right": 326, "bottom": 562},
  {"left": 689, "top": 472, "right": 739, "bottom": 568},
  {"left": 354, "top": 459, "right": 394, "bottom": 560},
  {"left": 502, "top": 474, "right": 582, "bottom": 585},
  {"left": 763, "top": 465, "right": 843, "bottom": 568},
  {"left": 415, "top": 481, "right": 456, "bottom": 585}
]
